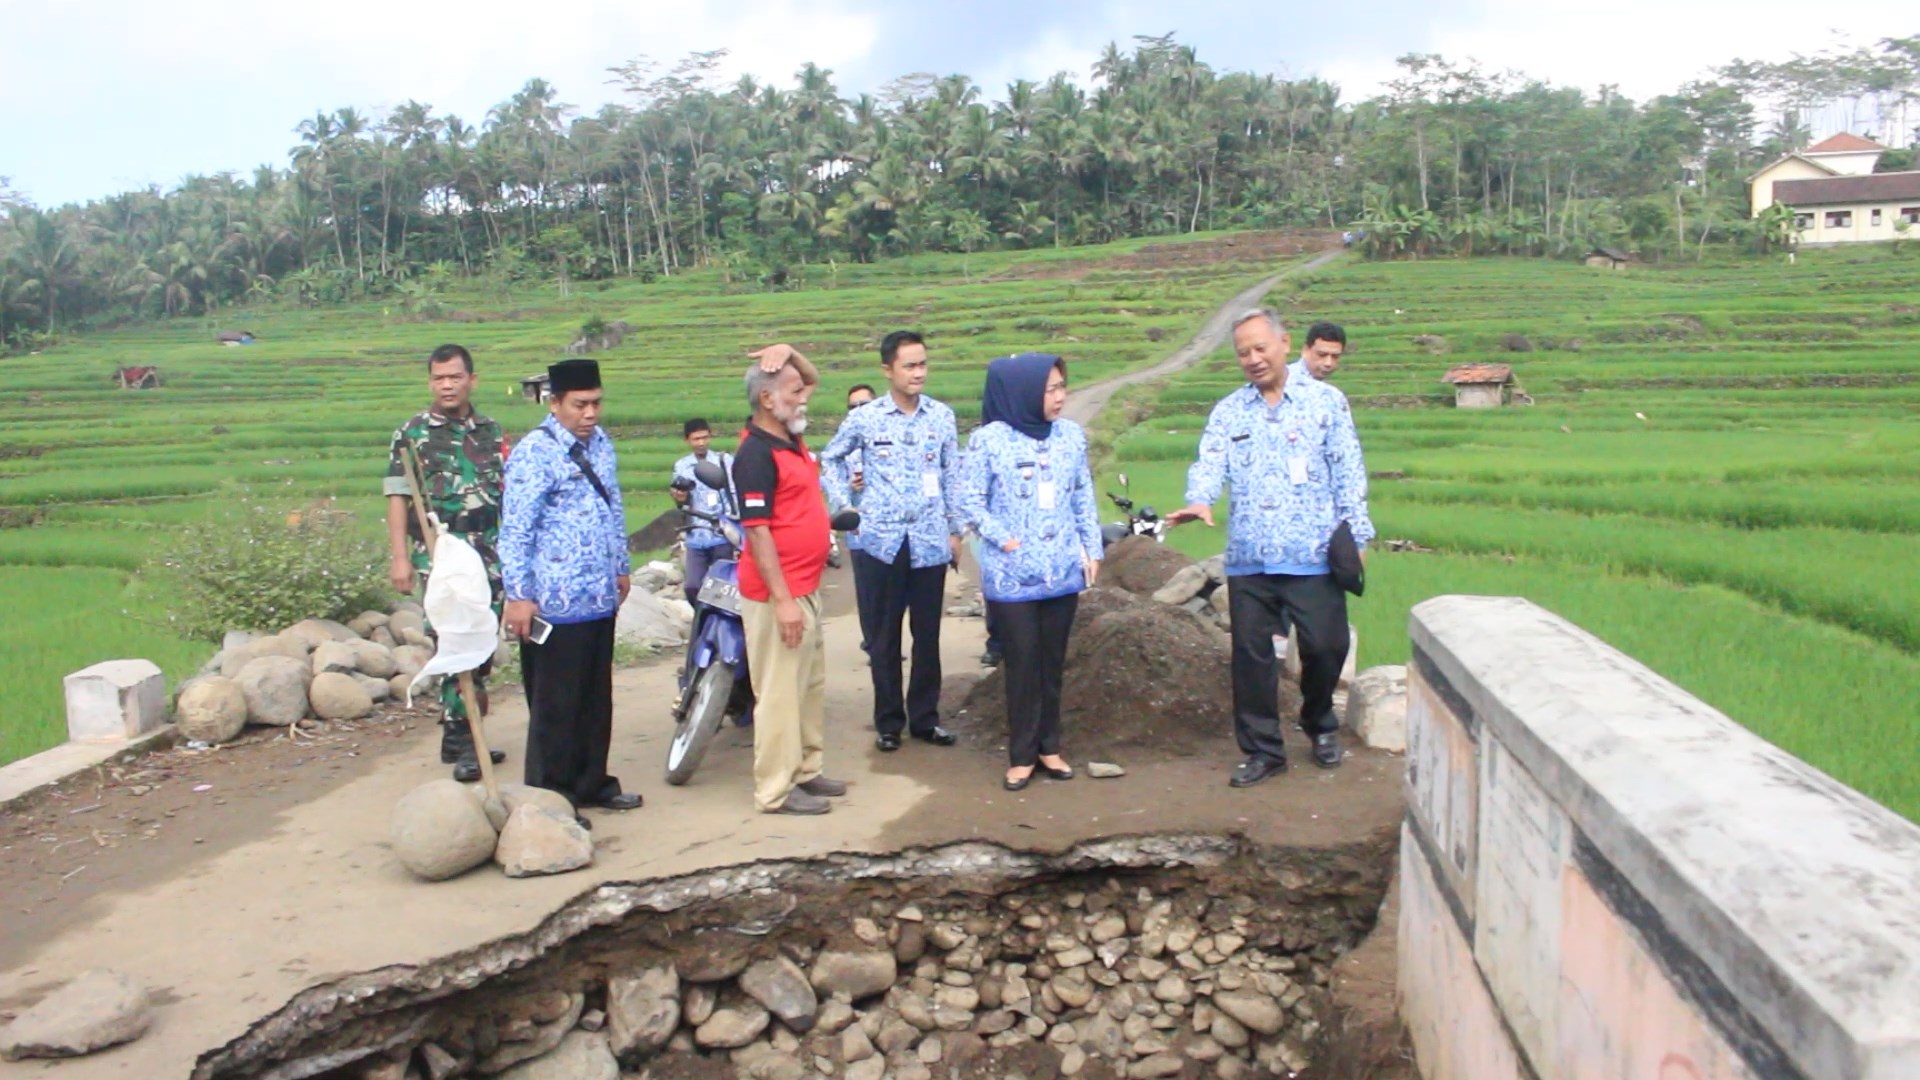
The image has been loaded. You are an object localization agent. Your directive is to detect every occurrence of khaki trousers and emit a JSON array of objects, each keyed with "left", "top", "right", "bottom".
[{"left": 742, "top": 592, "right": 826, "bottom": 811}]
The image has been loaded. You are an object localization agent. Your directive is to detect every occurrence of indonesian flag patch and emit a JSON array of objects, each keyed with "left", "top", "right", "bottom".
[{"left": 742, "top": 492, "right": 768, "bottom": 509}]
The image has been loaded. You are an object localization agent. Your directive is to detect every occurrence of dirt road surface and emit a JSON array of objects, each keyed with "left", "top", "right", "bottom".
[{"left": 1062, "top": 247, "right": 1346, "bottom": 426}]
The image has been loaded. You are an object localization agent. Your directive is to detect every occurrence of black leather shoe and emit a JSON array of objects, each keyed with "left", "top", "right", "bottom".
[
  {"left": 911, "top": 726, "right": 958, "bottom": 746},
  {"left": 876, "top": 733, "right": 902, "bottom": 752},
  {"left": 1312, "top": 732, "right": 1343, "bottom": 769},
  {"left": 586, "top": 792, "right": 643, "bottom": 811},
  {"left": 1003, "top": 771, "right": 1032, "bottom": 791},
  {"left": 1037, "top": 761, "right": 1074, "bottom": 781},
  {"left": 451, "top": 760, "right": 481, "bottom": 783},
  {"left": 1229, "top": 756, "right": 1287, "bottom": 788},
  {"left": 440, "top": 726, "right": 505, "bottom": 765}
]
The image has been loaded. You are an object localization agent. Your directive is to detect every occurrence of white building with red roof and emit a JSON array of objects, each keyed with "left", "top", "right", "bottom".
[{"left": 1748, "top": 134, "right": 1920, "bottom": 244}]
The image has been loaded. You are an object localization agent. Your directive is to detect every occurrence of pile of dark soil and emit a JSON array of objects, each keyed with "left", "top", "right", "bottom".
[
  {"left": 958, "top": 586, "right": 1301, "bottom": 761},
  {"left": 1100, "top": 536, "right": 1194, "bottom": 596},
  {"left": 627, "top": 509, "right": 685, "bottom": 553}
]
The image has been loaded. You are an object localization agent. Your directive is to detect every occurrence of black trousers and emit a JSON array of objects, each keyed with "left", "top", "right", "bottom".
[
  {"left": 853, "top": 545, "right": 948, "bottom": 736},
  {"left": 990, "top": 594, "right": 1079, "bottom": 766},
  {"left": 1227, "top": 573, "right": 1349, "bottom": 762},
  {"left": 520, "top": 616, "right": 621, "bottom": 805}
]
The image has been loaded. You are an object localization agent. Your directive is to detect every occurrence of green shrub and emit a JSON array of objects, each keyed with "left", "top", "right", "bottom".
[{"left": 144, "top": 502, "right": 392, "bottom": 640}]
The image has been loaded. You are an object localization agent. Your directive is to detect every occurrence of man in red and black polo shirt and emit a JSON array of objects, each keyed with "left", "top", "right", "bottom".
[{"left": 731, "top": 343, "right": 850, "bottom": 815}]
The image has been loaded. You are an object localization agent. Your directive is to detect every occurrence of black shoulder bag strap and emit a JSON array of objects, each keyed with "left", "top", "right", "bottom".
[{"left": 537, "top": 427, "right": 613, "bottom": 506}]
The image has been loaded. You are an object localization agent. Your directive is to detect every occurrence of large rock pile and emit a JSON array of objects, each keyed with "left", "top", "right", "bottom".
[
  {"left": 370, "top": 876, "right": 1334, "bottom": 1079},
  {"left": 618, "top": 559, "right": 695, "bottom": 651},
  {"left": 390, "top": 780, "right": 593, "bottom": 882},
  {"left": 172, "top": 605, "right": 458, "bottom": 743}
]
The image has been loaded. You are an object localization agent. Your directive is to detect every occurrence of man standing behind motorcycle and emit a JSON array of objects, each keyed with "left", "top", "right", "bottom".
[
  {"left": 820, "top": 331, "right": 965, "bottom": 753},
  {"left": 731, "top": 344, "right": 851, "bottom": 815},
  {"left": 671, "top": 418, "right": 734, "bottom": 608}
]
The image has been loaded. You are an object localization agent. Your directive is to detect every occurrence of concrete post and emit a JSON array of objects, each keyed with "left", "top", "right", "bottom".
[{"left": 63, "top": 660, "right": 167, "bottom": 743}]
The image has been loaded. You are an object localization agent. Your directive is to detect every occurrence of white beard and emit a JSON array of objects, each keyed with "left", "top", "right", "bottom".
[{"left": 779, "top": 405, "right": 810, "bottom": 436}]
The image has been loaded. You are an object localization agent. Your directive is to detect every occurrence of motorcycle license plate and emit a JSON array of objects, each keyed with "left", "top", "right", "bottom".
[{"left": 696, "top": 575, "right": 741, "bottom": 614}]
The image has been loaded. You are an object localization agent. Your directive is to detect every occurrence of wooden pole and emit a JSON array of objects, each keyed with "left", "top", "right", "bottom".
[{"left": 401, "top": 446, "right": 501, "bottom": 804}]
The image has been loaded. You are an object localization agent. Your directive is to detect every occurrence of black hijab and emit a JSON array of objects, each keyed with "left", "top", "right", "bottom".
[{"left": 980, "top": 353, "right": 1063, "bottom": 442}]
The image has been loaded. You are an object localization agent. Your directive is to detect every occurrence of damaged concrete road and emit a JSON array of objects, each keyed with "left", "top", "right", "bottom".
[{"left": 0, "top": 564, "right": 1405, "bottom": 1080}]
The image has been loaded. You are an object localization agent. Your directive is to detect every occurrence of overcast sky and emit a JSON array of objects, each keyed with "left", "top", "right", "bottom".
[{"left": 0, "top": 0, "right": 1908, "bottom": 207}]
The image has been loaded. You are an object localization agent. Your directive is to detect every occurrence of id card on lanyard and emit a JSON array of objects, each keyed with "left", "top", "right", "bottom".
[{"left": 1036, "top": 449, "right": 1056, "bottom": 509}]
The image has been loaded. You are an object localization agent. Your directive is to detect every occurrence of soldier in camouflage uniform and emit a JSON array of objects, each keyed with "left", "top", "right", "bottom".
[{"left": 384, "top": 344, "right": 509, "bottom": 782}]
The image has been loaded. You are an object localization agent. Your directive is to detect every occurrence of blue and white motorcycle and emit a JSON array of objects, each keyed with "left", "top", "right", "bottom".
[{"left": 664, "top": 459, "right": 858, "bottom": 786}]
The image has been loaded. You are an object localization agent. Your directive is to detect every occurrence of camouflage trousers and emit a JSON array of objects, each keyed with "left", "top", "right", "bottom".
[{"left": 411, "top": 538, "right": 505, "bottom": 725}]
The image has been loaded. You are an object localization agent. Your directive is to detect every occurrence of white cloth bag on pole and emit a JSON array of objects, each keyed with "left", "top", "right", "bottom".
[{"left": 405, "top": 533, "right": 500, "bottom": 705}]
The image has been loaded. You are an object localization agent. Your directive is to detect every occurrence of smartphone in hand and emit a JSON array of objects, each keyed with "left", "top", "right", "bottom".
[{"left": 528, "top": 616, "right": 554, "bottom": 645}]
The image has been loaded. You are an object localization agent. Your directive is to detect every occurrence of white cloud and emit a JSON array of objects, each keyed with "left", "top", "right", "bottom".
[{"left": 1319, "top": 0, "right": 1911, "bottom": 109}]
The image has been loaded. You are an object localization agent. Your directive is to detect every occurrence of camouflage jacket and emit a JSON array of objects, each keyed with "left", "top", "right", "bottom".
[{"left": 384, "top": 408, "right": 507, "bottom": 568}]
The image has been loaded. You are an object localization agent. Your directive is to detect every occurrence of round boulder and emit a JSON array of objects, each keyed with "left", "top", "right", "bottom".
[
  {"left": 346, "top": 638, "right": 397, "bottom": 679},
  {"left": 175, "top": 676, "right": 248, "bottom": 744},
  {"left": 285, "top": 618, "right": 358, "bottom": 651},
  {"left": 236, "top": 655, "right": 310, "bottom": 726},
  {"left": 388, "top": 609, "right": 427, "bottom": 640},
  {"left": 311, "top": 641, "right": 358, "bottom": 676},
  {"left": 310, "top": 671, "right": 374, "bottom": 721},
  {"left": 391, "top": 779, "right": 499, "bottom": 881},
  {"left": 390, "top": 644, "right": 433, "bottom": 678},
  {"left": 353, "top": 672, "right": 392, "bottom": 703}
]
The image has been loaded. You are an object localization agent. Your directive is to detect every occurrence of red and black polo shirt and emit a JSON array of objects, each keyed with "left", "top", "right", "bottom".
[{"left": 731, "top": 423, "right": 832, "bottom": 602}]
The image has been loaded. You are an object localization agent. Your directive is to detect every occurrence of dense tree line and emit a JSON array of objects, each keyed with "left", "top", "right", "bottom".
[{"left": 1, "top": 33, "right": 1916, "bottom": 348}]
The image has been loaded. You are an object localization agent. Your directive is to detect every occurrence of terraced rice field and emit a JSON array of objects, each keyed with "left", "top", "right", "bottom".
[
  {"left": 0, "top": 231, "right": 1328, "bottom": 764},
  {"left": 1102, "top": 246, "right": 1920, "bottom": 821}
]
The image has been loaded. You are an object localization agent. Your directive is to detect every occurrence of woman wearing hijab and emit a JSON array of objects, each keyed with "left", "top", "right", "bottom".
[{"left": 959, "top": 353, "right": 1104, "bottom": 791}]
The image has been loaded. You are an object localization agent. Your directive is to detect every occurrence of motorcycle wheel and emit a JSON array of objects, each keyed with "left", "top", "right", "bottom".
[{"left": 665, "top": 663, "right": 734, "bottom": 786}]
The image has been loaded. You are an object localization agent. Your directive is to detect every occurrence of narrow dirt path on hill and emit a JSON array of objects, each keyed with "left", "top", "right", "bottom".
[{"left": 1063, "top": 246, "right": 1346, "bottom": 426}]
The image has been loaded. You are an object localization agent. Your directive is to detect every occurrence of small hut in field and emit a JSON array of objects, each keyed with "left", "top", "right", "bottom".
[
  {"left": 115, "top": 365, "right": 160, "bottom": 390},
  {"left": 1442, "top": 363, "right": 1514, "bottom": 409},
  {"left": 1583, "top": 246, "right": 1633, "bottom": 270},
  {"left": 520, "top": 374, "right": 552, "bottom": 403}
]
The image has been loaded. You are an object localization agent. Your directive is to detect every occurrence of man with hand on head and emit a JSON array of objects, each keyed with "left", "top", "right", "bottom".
[
  {"left": 1168, "top": 309, "right": 1373, "bottom": 786},
  {"left": 383, "top": 343, "right": 508, "bottom": 783},
  {"left": 820, "top": 331, "right": 965, "bottom": 753},
  {"left": 499, "top": 358, "right": 642, "bottom": 818},
  {"left": 731, "top": 344, "right": 850, "bottom": 815}
]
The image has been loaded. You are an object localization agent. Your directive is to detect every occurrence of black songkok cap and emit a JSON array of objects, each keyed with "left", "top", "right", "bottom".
[{"left": 548, "top": 358, "right": 602, "bottom": 395}]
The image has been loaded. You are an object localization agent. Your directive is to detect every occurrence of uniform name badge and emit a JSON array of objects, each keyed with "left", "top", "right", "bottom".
[
  {"left": 1037, "top": 480, "right": 1057, "bottom": 510},
  {"left": 922, "top": 471, "right": 941, "bottom": 498},
  {"left": 1288, "top": 456, "right": 1309, "bottom": 485}
]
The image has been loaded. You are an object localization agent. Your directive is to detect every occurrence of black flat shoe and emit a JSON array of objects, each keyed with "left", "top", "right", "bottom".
[
  {"left": 1230, "top": 756, "right": 1287, "bottom": 788},
  {"left": 1037, "top": 762, "right": 1074, "bottom": 781},
  {"left": 586, "top": 792, "right": 643, "bottom": 811},
  {"left": 911, "top": 726, "right": 958, "bottom": 746},
  {"left": 451, "top": 760, "right": 481, "bottom": 783},
  {"left": 1003, "top": 772, "right": 1032, "bottom": 791},
  {"left": 876, "top": 732, "right": 902, "bottom": 752},
  {"left": 1312, "top": 732, "right": 1343, "bottom": 769}
]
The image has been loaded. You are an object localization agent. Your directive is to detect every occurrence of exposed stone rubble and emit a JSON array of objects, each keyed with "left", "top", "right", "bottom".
[{"left": 314, "top": 871, "right": 1343, "bottom": 1079}]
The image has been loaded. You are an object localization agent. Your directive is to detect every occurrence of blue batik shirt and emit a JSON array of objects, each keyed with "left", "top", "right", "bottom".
[
  {"left": 672, "top": 450, "right": 734, "bottom": 550},
  {"left": 501, "top": 415, "right": 632, "bottom": 623},
  {"left": 820, "top": 394, "right": 964, "bottom": 568},
  {"left": 1287, "top": 357, "right": 1315, "bottom": 383},
  {"left": 959, "top": 420, "right": 1103, "bottom": 603},
  {"left": 1184, "top": 378, "right": 1374, "bottom": 578}
]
